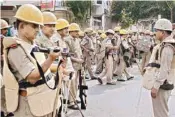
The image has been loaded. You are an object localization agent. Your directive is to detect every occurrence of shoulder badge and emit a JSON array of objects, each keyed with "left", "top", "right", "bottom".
[{"left": 9, "top": 44, "right": 18, "bottom": 49}]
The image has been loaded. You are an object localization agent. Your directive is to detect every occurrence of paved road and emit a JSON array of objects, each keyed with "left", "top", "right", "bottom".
[{"left": 66, "top": 65, "right": 175, "bottom": 117}]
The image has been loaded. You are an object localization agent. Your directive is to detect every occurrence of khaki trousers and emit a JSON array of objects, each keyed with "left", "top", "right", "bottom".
[
  {"left": 85, "top": 56, "right": 94, "bottom": 78},
  {"left": 152, "top": 89, "right": 171, "bottom": 117},
  {"left": 95, "top": 58, "right": 103, "bottom": 73},
  {"left": 114, "top": 58, "right": 125, "bottom": 77},
  {"left": 100, "top": 55, "right": 113, "bottom": 83},
  {"left": 69, "top": 71, "right": 78, "bottom": 105}
]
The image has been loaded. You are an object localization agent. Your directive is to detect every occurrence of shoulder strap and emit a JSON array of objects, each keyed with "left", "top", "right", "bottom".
[
  {"left": 160, "top": 42, "right": 175, "bottom": 57},
  {"left": 30, "top": 48, "right": 62, "bottom": 90}
]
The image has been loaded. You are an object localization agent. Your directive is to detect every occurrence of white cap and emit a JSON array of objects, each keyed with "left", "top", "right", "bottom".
[
  {"left": 154, "top": 18, "right": 172, "bottom": 31},
  {"left": 106, "top": 29, "right": 115, "bottom": 35}
]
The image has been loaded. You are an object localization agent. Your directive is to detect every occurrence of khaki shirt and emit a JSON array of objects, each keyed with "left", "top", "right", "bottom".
[
  {"left": 81, "top": 35, "right": 94, "bottom": 57},
  {"left": 154, "top": 36, "right": 175, "bottom": 89},
  {"left": 35, "top": 32, "right": 55, "bottom": 48},
  {"left": 8, "top": 41, "right": 35, "bottom": 83},
  {"left": 65, "top": 35, "right": 83, "bottom": 70}
]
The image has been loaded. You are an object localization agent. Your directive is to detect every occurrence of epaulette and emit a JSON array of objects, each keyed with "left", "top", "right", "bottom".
[
  {"left": 9, "top": 43, "right": 18, "bottom": 49},
  {"left": 3, "top": 37, "right": 19, "bottom": 49}
]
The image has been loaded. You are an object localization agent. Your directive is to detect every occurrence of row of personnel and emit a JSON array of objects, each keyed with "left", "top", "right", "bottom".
[{"left": 1, "top": 3, "right": 175, "bottom": 117}]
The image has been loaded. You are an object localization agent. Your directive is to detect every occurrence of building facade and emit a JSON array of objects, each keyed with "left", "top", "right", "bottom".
[{"left": 90, "top": 0, "right": 112, "bottom": 30}]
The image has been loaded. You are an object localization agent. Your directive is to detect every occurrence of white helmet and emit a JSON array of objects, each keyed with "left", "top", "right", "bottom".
[
  {"left": 106, "top": 29, "right": 115, "bottom": 35},
  {"left": 154, "top": 18, "right": 172, "bottom": 31}
]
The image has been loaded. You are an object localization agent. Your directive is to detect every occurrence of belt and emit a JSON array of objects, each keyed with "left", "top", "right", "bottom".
[
  {"left": 19, "top": 73, "right": 52, "bottom": 89},
  {"left": 19, "top": 90, "right": 27, "bottom": 97}
]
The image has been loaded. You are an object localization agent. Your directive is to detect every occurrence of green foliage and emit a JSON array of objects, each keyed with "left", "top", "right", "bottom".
[
  {"left": 66, "top": 1, "right": 91, "bottom": 26},
  {"left": 111, "top": 1, "right": 175, "bottom": 28}
]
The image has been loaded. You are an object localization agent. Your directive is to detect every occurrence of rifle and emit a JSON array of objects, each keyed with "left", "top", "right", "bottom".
[{"left": 79, "top": 69, "right": 88, "bottom": 109}]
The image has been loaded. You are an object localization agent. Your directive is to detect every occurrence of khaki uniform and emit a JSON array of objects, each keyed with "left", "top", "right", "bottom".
[
  {"left": 99, "top": 38, "right": 114, "bottom": 84},
  {"left": 116, "top": 37, "right": 133, "bottom": 81},
  {"left": 113, "top": 34, "right": 121, "bottom": 75},
  {"left": 65, "top": 35, "right": 83, "bottom": 105},
  {"left": 95, "top": 38, "right": 104, "bottom": 74},
  {"left": 81, "top": 35, "right": 95, "bottom": 79},
  {"left": 0, "top": 34, "right": 8, "bottom": 116},
  {"left": 90, "top": 36, "right": 96, "bottom": 65},
  {"left": 152, "top": 36, "right": 175, "bottom": 117},
  {"left": 6, "top": 39, "right": 56, "bottom": 117}
]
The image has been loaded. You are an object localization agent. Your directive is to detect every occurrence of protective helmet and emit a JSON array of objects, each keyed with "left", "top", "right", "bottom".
[
  {"left": 0, "top": 19, "right": 11, "bottom": 30},
  {"left": 42, "top": 12, "right": 57, "bottom": 25},
  {"left": 79, "top": 31, "right": 85, "bottom": 37},
  {"left": 154, "top": 18, "right": 172, "bottom": 31},
  {"left": 14, "top": 4, "right": 43, "bottom": 25},
  {"left": 106, "top": 29, "right": 115, "bottom": 35},
  {"left": 84, "top": 28, "right": 93, "bottom": 34},
  {"left": 119, "top": 29, "right": 128, "bottom": 35},
  {"left": 114, "top": 26, "right": 121, "bottom": 32},
  {"left": 100, "top": 33, "right": 107, "bottom": 39},
  {"left": 56, "top": 18, "right": 69, "bottom": 30},
  {"left": 69, "top": 23, "right": 80, "bottom": 32}
]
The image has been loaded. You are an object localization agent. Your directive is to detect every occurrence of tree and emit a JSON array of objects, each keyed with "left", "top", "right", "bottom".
[
  {"left": 66, "top": 1, "right": 91, "bottom": 28},
  {"left": 111, "top": 1, "right": 175, "bottom": 28}
]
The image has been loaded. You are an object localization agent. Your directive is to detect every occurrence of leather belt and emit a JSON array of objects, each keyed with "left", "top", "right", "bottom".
[{"left": 19, "top": 73, "right": 52, "bottom": 89}]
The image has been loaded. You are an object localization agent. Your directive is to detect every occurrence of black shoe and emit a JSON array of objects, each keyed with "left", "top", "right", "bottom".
[
  {"left": 97, "top": 78, "right": 103, "bottom": 84},
  {"left": 95, "top": 71, "right": 101, "bottom": 74},
  {"left": 106, "top": 82, "right": 116, "bottom": 85},
  {"left": 6, "top": 113, "right": 14, "bottom": 117},
  {"left": 127, "top": 76, "right": 134, "bottom": 80},
  {"left": 91, "top": 77, "right": 98, "bottom": 80},
  {"left": 117, "top": 79, "right": 126, "bottom": 82},
  {"left": 68, "top": 105, "right": 79, "bottom": 110},
  {"left": 113, "top": 74, "right": 118, "bottom": 77},
  {"left": 1, "top": 111, "right": 5, "bottom": 117}
]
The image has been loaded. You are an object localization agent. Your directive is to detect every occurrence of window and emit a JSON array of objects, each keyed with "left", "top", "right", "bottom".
[{"left": 97, "top": 0, "right": 102, "bottom": 4}]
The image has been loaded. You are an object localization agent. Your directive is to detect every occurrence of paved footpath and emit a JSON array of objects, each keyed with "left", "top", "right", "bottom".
[{"left": 67, "top": 65, "right": 175, "bottom": 117}]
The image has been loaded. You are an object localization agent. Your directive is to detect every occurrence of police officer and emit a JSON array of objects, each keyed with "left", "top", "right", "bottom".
[
  {"left": 79, "top": 31, "right": 85, "bottom": 40},
  {"left": 65, "top": 23, "right": 84, "bottom": 110},
  {"left": 81, "top": 28, "right": 98, "bottom": 80},
  {"left": 97, "top": 29, "right": 119, "bottom": 85},
  {"left": 95, "top": 33, "right": 106, "bottom": 74},
  {"left": 151, "top": 18, "right": 175, "bottom": 117},
  {"left": 91, "top": 31, "right": 97, "bottom": 65},
  {"left": 140, "top": 30, "right": 153, "bottom": 75},
  {"left": 117, "top": 29, "right": 133, "bottom": 81},
  {"left": 0, "top": 19, "right": 13, "bottom": 117},
  {"left": 35, "top": 12, "right": 57, "bottom": 48},
  {"left": 0, "top": 19, "right": 11, "bottom": 74},
  {"left": 3, "top": 4, "right": 60, "bottom": 117},
  {"left": 113, "top": 27, "right": 122, "bottom": 76}
]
